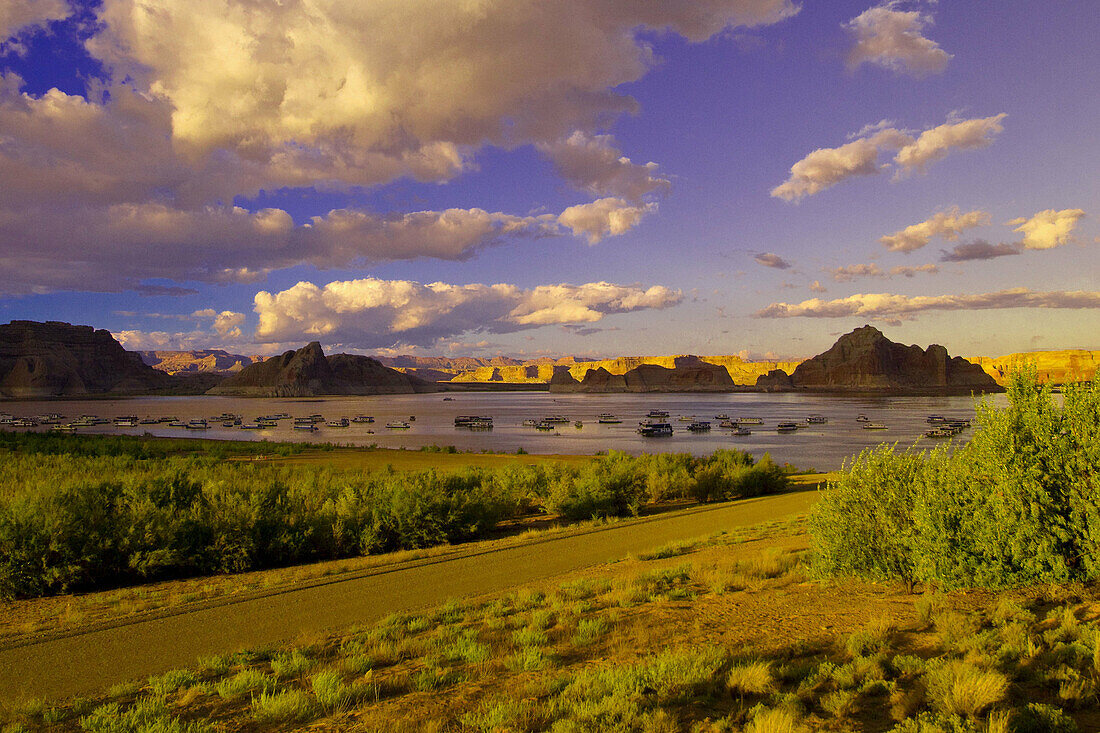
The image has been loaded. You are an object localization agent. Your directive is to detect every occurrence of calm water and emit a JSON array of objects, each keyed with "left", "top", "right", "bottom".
[{"left": 2, "top": 391, "right": 1008, "bottom": 470}]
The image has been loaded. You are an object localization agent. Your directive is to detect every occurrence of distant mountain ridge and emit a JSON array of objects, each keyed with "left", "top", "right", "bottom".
[
  {"left": 549, "top": 356, "right": 737, "bottom": 393},
  {"left": 138, "top": 350, "right": 267, "bottom": 374}
]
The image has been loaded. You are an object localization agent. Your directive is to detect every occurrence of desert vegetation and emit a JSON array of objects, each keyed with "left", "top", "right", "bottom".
[
  {"left": 0, "top": 434, "right": 788, "bottom": 599},
  {"left": 811, "top": 369, "right": 1100, "bottom": 591},
  {"left": 4, "top": 518, "right": 1100, "bottom": 732}
]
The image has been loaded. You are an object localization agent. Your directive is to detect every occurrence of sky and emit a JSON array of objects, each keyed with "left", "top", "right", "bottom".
[{"left": 1, "top": 0, "right": 1097, "bottom": 361}]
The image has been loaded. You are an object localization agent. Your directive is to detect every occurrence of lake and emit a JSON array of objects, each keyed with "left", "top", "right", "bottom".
[{"left": 1, "top": 391, "right": 1008, "bottom": 470}]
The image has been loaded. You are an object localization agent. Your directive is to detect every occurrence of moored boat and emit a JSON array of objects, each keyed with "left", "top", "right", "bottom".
[
  {"left": 862, "top": 423, "right": 888, "bottom": 430},
  {"left": 637, "top": 420, "right": 673, "bottom": 437},
  {"left": 776, "top": 422, "right": 799, "bottom": 433},
  {"left": 597, "top": 413, "right": 621, "bottom": 423}
]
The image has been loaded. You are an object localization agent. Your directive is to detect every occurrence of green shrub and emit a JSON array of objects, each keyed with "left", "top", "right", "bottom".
[{"left": 1010, "top": 702, "right": 1079, "bottom": 733}]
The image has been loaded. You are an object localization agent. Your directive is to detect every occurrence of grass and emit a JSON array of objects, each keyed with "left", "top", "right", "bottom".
[{"left": 9, "top": 516, "right": 1100, "bottom": 733}]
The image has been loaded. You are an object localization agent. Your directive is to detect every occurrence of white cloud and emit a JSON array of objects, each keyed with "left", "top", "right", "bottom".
[
  {"left": 756, "top": 288, "right": 1100, "bottom": 319},
  {"left": 557, "top": 198, "right": 656, "bottom": 244},
  {"left": 212, "top": 311, "right": 246, "bottom": 339},
  {"left": 845, "top": 2, "right": 951, "bottom": 77},
  {"left": 1007, "top": 208, "right": 1087, "bottom": 250},
  {"left": 0, "top": 0, "right": 70, "bottom": 42},
  {"left": 893, "top": 114, "right": 1007, "bottom": 174},
  {"left": 538, "top": 131, "right": 670, "bottom": 201},
  {"left": 880, "top": 207, "right": 991, "bottom": 252},
  {"left": 773, "top": 115, "right": 1007, "bottom": 201},
  {"left": 809, "top": 280, "right": 827, "bottom": 293},
  {"left": 253, "top": 277, "right": 683, "bottom": 348},
  {"left": 754, "top": 252, "right": 793, "bottom": 269},
  {"left": 770, "top": 128, "right": 911, "bottom": 201}
]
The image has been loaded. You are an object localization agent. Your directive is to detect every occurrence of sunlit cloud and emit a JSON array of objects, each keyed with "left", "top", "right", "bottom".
[
  {"left": 756, "top": 288, "right": 1100, "bottom": 319},
  {"left": 0, "top": 0, "right": 71, "bottom": 43},
  {"left": 844, "top": 2, "right": 951, "bottom": 78},
  {"left": 939, "top": 240, "right": 1021, "bottom": 262},
  {"left": 1007, "top": 208, "right": 1087, "bottom": 250},
  {"left": 894, "top": 114, "right": 1007, "bottom": 175},
  {"left": 880, "top": 207, "right": 991, "bottom": 252},
  {"left": 773, "top": 115, "right": 1006, "bottom": 201},
  {"left": 809, "top": 280, "right": 827, "bottom": 293},
  {"left": 557, "top": 198, "right": 656, "bottom": 244},
  {"left": 538, "top": 131, "right": 670, "bottom": 201},
  {"left": 253, "top": 277, "right": 683, "bottom": 348},
  {"left": 754, "top": 252, "right": 793, "bottom": 269},
  {"left": 889, "top": 264, "right": 939, "bottom": 277},
  {"left": 827, "top": 263, "right": 884, "bottom": 281}
]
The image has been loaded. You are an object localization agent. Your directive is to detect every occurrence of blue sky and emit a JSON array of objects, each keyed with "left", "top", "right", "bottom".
[{"left": 1, "top": 0, "right": 1096, "bottom": 360}]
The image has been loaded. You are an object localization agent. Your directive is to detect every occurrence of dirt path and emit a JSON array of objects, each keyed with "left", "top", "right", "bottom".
[{"left": 0, "top": 490, "right": 817, "bottom": 702}]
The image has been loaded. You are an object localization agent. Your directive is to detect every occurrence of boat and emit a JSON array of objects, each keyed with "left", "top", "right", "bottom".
[
  {"left": 732, "top": 427, "right": 752, "bottom": 436},
  {"left": 139, "top": 418, "right": 158, "bottom": 425},
  {"left": 677, "top": 415, "right": 695, "bottom": 422},
  {"left": 646, "top": 409, "right": 670, "bottom": 419},
  {"left": 386, "top": 421, "right": 411, "bottom": 429},
  {"left": 168, "top": 420, "right": 187, "bottom": 427},
  {"left": 862, "top": 423, "right": 888, "bottom": 430},
  {"left": 574, "top": 420, "right": 583, "bottom": 428},
  {"left": 442, "top": 397, "right": 454, "bottom": 401},
  {"left": 522, "top": 419, "right": 538, "bottom": 427},
  {"left": 542, "top": 415, "right": 570, "bottom": 423},
  {"left": 409, "top": 415, "right": 416, "bottom": 422},
  {"left": 351, "top": 415, "right": 375, "bottom": 424},
  {"left": 926, "top": 414, "right": 946, "bottom": 423},
  {"left": 924, "top": 428, "right": 954, "bottom": 438},
  {"left": 51, "top": 424, "right": 77, "bottom": 433},
  {"left": 737, "top": 417, "right": 763, "bottom": 425},
  {"left": 114, "top": 419, "right": 138, "bottom": 428},
  {"left": 597, "top": 413, "right": 622, "bottom": 423},
  {"left": 455, "top": 415, "right": 494, "bottom": 428},
  {"left": 776, "top": 422, "right": 799, "bottom": 433},
  {"left": 293, "top": 423, "right": 318, "bottom": 431},
  {"left": 185, "top": 420, "right": 209, "bottom": 430},
  {"left": 807, "top": 415, "right": 828, "bottom": 424},
  {"left": 714, "top": 413, "right": 730, "bottom": 420},
  {"left": 637, "top": 421, "right": 673, "bottom": 437},
  {"left": 326, "top": 418, "right": 350, "bottom": 428},
  {"left": 535, "top": 421, "right": 555, "bottom": 431},
  {"left": 687, "top": 421, "right": 711, "bottom": 432},
  {"left": 239, "top": 423, "right": 265, "bottom": 430},
  {"left": 719, "top": 420, "right": 738, "bottom": 429},
  {"left": 855, "top": 414, "right": 870, "bottom": 422}
]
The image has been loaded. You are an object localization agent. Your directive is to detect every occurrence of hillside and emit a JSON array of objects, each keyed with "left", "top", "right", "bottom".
[
  {"left": 0, "top": 320, "right": 173, "bottom": 398},
  {"left": 206, "top": 342, "right": 436, "bottom": 397},
  {"left": 138, "top": 350, "right": 267, "bottom": 374}
]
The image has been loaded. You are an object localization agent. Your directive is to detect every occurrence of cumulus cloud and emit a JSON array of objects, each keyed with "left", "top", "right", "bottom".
[
  {"left": 755, "top": 288, "right": 1100, "bottom": 319},
  {"left": 557, "top": 198, "right": 655, "bottom": 244},
  {"left": 0, "top": 0, "right": 70, "bottom": 42},
  {"left": 880, "top": 207, "right": 991, "bottom": 252},
  {"left": 845, "top": 2, "right": 951, "bottom": 77},
  {"left": 0, "top": 1, "right": 800, "bottom": 293},
  {"left": 1007, "top": 208, "right": 1087, "bottom": 250},
  {"left": 253, "top": 277, "right": 683, "bottom": 348},
  {"left": 893, "top": 114, "right": 1007, "bottom": 175},
  {"left": 772, "top": 115, "right": 1006, "bottom": 201},
  {"left": 809, "top": 280, "right": 827, "bottom": 293},
  {"left": 754, "top": 252, "right": 793, "bottom": 269},
  {"left": 538, "top": 131, "right": 670, "bottom": 201},
  {"left": 939, "top": 240, "right": 1021, "bottom": 262},
  {"left": 89, "top": 0, "right": 796, "bottom": 167}
]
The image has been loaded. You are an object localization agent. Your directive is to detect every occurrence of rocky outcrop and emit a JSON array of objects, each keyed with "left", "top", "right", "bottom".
[
  {"left": 139, "top": 350, "right": 266, "bottom": 374},
  {"left": 550, "top": 356, "right": 737, "bottom": 393},
  {"left": 782, "top": 325, "right": 998, "bottom": 392},
  {"left": 755, "top": 369, "right": 794, "bottom": 391},
  {"left": 0, "top": 320, "right": 173, "bottom": 398},
  {"left": 207, "top": 342, "right": 437, "bottom": 397}
]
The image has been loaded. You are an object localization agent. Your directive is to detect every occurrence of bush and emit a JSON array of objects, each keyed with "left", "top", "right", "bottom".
[{"left": 811, "top": 370, "right": 1100, "bottom": 591}]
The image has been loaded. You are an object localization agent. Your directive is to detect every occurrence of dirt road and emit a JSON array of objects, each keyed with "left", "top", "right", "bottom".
[{"left": 0, "top": 489, "right": 816, "bottom": 702}]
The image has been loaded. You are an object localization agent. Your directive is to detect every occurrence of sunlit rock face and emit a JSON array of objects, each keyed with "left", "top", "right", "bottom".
[
  {"left": 786, "top": 325, "right": 997, "bottom": 391},
  {"left": 550, "top": 356, "right": 736, "bottom": 393},
  {"left": 0, "top": 320, "right": 172, "bottom": 398},
  {"left": 206, "top": 342, "right": 436, "bottom": 397}
]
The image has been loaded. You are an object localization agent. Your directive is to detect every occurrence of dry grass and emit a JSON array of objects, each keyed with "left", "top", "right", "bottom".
[
  {"left": 726, "top": 661, "right": 776, "bottom": 696},
  {"left": 926, "top": 660, "right": 1008, "bottom": 717}
]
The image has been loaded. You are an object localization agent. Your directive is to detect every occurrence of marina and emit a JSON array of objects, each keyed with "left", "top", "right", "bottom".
[{"left": 0, "top": 391, "right": 1001, "bottom": 470}]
